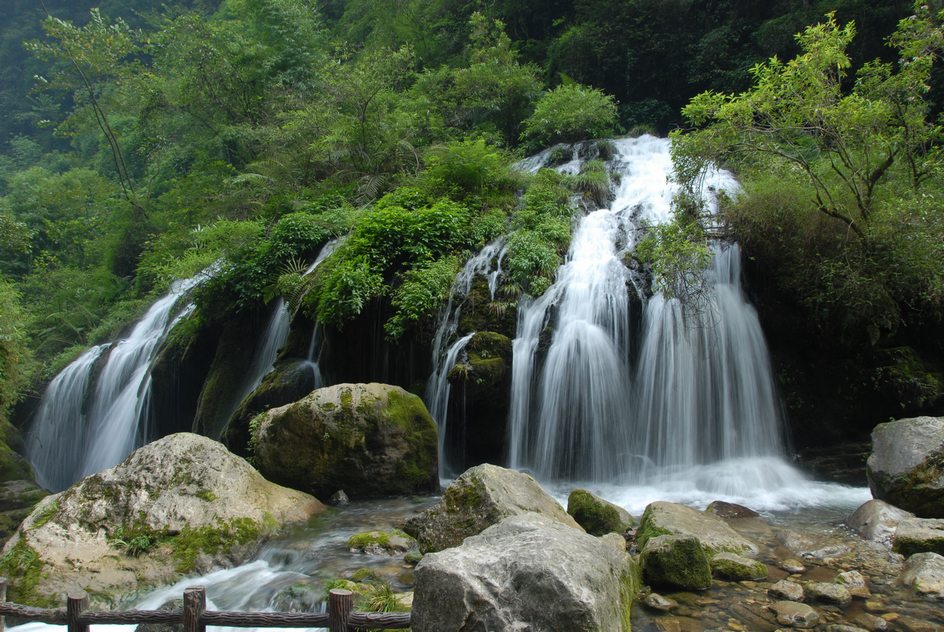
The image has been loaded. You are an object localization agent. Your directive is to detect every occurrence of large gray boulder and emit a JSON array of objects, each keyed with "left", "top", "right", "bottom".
[
  {"left": 403, "top": 463, "right": 581, "bottom": 553},
  {"left": 846, "top": 499, "right": 914, "bottom": 547},
  {"left": 412, "top": 512, "right": 638, "bottom": 632},
  {"left": 251, "top": 383, "right": 438, "bottom": 499},
  {"left": 1, "top": 433, "right": 322, "bottom": 607},
  {"left": 637, "top": 501, "right": 758, "bottom": 556},
  {"left": 867, "top": 416, "right": 944, "bottom": 518}
]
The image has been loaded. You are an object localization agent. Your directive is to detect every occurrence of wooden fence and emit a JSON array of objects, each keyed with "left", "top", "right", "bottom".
[{"left": 0, "top": 579, "right": 411, "bottom": 632}]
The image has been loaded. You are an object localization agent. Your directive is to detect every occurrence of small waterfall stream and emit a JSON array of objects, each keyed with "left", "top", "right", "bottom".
[{"left": 27, "top": 274, "right": 205, "bottom": 491}]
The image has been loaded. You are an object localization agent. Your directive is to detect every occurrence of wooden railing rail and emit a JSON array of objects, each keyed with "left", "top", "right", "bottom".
[{"left": 0, "top": 579, "right": 411, "bottom": 632}]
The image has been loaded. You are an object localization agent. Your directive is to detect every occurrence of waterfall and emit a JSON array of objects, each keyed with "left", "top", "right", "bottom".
[
  {"left": 27, "top": 274, "right": 205, "bottom": 491},
  {"left": 424, "top": 238, "right": 507, "bottom": 477},
  {"left": 226, "top": 238, "right": 342, "bottom": 427},
  {"left": 507, "top": 135, "right": 783, "bottom": 482}
]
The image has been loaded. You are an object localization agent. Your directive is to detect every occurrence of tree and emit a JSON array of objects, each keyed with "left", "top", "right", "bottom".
[{"left": 673, "top": 5, "right": 944, "bottom": 239}]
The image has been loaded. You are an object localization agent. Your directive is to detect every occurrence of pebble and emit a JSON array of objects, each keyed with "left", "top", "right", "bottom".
[
  {"left": 770, "top": 600, "right": 820, "bottom": 629},
  {"left": 806, "top": 581, "right": 852, "bottom": 606},
  {"left": 849, "top": 612, "right": 889, "bottom": 631},
  {"left": 643, "top": 592, "right": 679, "bottom": 612},
  {"left": 781, "top": 558, "right": 806, "bottom": 573},
  {"left": 768, "top": 579, "right": 804, "bottom": 601},
  {"left": 836, "top": 569, "right": 870, "bottom": 598}
]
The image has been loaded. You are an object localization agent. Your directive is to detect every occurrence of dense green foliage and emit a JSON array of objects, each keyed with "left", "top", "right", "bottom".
[
  {"left": 0, "top": 0, "right": 938, "bottom": 434},
  {"left": 674, "top": 3, "right": 944, "bottom": 346}
]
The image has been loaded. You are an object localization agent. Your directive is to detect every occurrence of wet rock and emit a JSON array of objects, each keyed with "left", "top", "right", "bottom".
[
  {"left": 780, "top": 559, "right": 806, "bottom": 574},
  {"left": 866, "top": 416, "right": 944, "bottom": 518},
  {"left": 769, "top": 579, "right": 805, "bottom": 601},
  {"left": 347, "top": 529, "right": 415, "bottom": 555},
  {"left": 567, "top": 489, "right": 634, "bottom": 536},
  {"left": 899, "top": 552, "right": 944, "bottom": 599},
  {"left": 846, "top": 499, "right": 914, "bottom": 547},
  {"left": 252, "top": 383, "right": 439, "bottom": 499},
  {"left": 893, "top": 517, "right": 944, "bottom": 556},
  {"left": 2, "top": 433, "right": 322, "bottom": 606},
  {"left": 330, "top": 489, "right": 350, "bottom": 506},
  {"left": 710, "top": 552, "right": 768, "bottom": 581},
  {"left": 806, "top": 581, "right": 852, "bottom": 606},
  {"left": 411, "top": 512, "right": 638, "bottom": 632},
  {"left": 403, "top": 463, "right": 581, "bottom": 553},
  {"left": 836, "top": 570, "right": 870, "bottom": 598},
  {"left": 705, "top": 500, "right": 759, "bottom": 519},
  {"left": 770, "top": 601, "right": 820, "bottom": 628},
  {"left": 643, "top": 592, "right": 678, "bottom": 611},
  {"left": 637, "top": 501, "right": 759, "bottom": 556},
  {"left": 849, "top": 612, "right": 889, "bottom": 632},
  {"left": 0, "top": 479, "right": 46, "bottom": 546},
  {"left": 135, "top": 599, "right": 184, "bottom": 632},
  {"left": 641, "top": 534, "right": 712, "bottom": 591},
  {"left": 824, "top": 625, "right": 869, "bottom": 632}
]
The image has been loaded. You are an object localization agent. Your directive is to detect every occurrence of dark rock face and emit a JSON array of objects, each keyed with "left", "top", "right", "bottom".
[
  {"left": 443, "top": 331, "right": 512, "bottom": 470},
  {"left": 223, "top": 359, "right": 319, "bottom": 456},
  {"left": 867, "top": 416, "right": 944, "bottom": 518},
  {"left": 191, "top": 311, "right": 262, "bottom": 439},
  {"left": 251, "top": 383, "right": 439, "bottom": 499},
  {"left": 412, "top": 513, "right": 637, "bottom": 632}
]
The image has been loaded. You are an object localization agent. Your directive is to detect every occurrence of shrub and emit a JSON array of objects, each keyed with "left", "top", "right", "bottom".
[{"left": 521, "top": 84, "right": 618, "bottom": 151}]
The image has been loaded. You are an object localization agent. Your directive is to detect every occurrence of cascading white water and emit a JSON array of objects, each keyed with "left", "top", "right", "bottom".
[
  {"left": 507, "top": 135, "right": 784, "bottom": 485},
  {"left": 424, "top": 238, "right": 507, "bottom": 477},
  {"left": 27, "top": 274, "right": 205, "bottom": 491},
  {"left": 224, "top": 239, "right": 342, "bottom": 433},
  {"left": 26, "top": 345, "right": 107, "bottom": 491}
]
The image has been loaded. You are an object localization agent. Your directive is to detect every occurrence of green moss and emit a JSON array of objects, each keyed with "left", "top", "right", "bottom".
[
  {"left": 31, "top": 499, "right": 58, "bottom": 529},
  {"left": 339, "top": 387, "right": 354, "bottom": 409},
  {"left": 350, "top": 567, "right": 381, "bottom": 582},
  {"left": 170, "top": 517, "right": 264, "bottom": 573},
  {"left": 195, "top": 489, "right": 218, "bottom": 502},
  {"left": 567, "top": 489, "right": 631, "bottom": 536},
  {"left": 444, "top": 475, "right": 486, "bottom": 514},
  {"left": 893, "top": 531, "right": 944, "bottom": 556},
  {"left": 618, "top": 556, "right": 642, "bottom": 631},
  {"left": 0, "top": 539, "right": 53, "bottom": 606},
  {"left": 635, "top": 505, "right": 672, "bottom": 550},
  {"left": 641, "top": 535, "right": 712, "bottom": 591},
  {"left": 710, "top": 553, "right": 768, "bottom": 581},
  {"left": 348, "top": 530, "right": 391, "bottom": 550}
]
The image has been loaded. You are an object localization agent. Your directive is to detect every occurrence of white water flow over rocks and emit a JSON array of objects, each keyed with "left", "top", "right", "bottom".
[
  {"left": 425, "top": 238, "right": 507, "bottom": 477},
  {"left": 27, "top": 274, "right": 205, "bottom": 491},
  {"left": 508, "top": 136, "right": 789, "bottom": 494},
  {"left": 227, "top": 239, "right": 342, "bottom": 430}
]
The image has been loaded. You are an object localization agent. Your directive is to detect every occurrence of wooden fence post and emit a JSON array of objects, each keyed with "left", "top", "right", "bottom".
[
  {"left": 327, "top": 589, "right": 353, "bottom": 632},
  {"left": 183, "top": 587, "right": 206, "bottom": 632},
  {"left": 66, "top": 592, "right": 89, "bottom": 632},
  {"left": 1, "top": 576, "right": 7, "bottom": 632}
]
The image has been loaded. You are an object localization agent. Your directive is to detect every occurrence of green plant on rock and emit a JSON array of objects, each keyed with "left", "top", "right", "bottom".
[{"left": 107, "top": 524, "right": 160, "bottom": 557}]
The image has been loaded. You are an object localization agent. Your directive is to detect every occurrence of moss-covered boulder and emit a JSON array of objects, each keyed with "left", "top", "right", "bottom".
[
  {"left": 640, "top": 534, "right": 712, "bottom": 591},
  {"left": 404, "top": 463, "right": 582, "bottom": 553},
  {"left": 443, "top": 331, "right": 512, "bottom": 470},
  {"left": 867, "top": 416, "right": 944, "bottom": 518},
  {"left": 224, "top": 359, "right": 319, "bottom": 456},
  {"left": 637, "top": 501, "right": 758, "bottom": 556},
  {"left": 567, "top": 489, "right": 635, "bottom": 536},
  {"left": 347, "top": 529, "right": 415, "bottom": 555},
  {"left": 251, "top": 383, "right": 438, "bottom": 499},
  {"left": 0, "top": 433, "right": 322, "bottom": 607},
  {"left": 710, "top": 552, "right": 768, "bottom": 581},
  {"left": 412, "top": 512, "right": 639, "bottom": 632}
]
